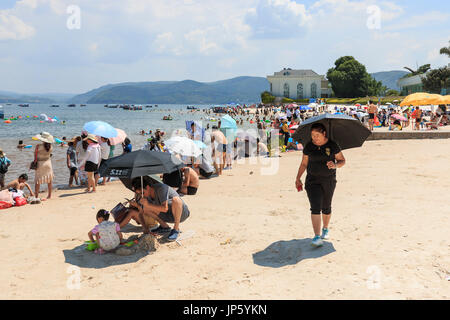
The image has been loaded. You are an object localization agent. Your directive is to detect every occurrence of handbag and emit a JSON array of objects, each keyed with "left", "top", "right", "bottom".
[
  {"left": 110, "top": 202, "right": 129, "bottom": 224},
  {"left": 29, "top": 145, "right": 38, "bottom": 170}
]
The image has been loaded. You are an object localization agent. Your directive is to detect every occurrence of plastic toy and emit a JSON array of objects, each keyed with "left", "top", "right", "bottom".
[{"left": 85, "top": 241, "right": 99, "bottom": 251}]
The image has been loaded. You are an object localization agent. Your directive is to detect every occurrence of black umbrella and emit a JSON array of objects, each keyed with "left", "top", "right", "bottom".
[
  {"left": 291, "top": 113, "right": 371, "bottom": 150},
  {"left": 98, "top": 150, "right": 185, "bottom": 191}
]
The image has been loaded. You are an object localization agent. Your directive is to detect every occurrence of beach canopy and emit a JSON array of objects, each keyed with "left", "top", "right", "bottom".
[
  {"left": 442, "top": 95, "right": 450, "bottom": 104},
  {"left": 83, "top": 121, "right": 118, "bottom": 138},
  {"left": 400, "top": 93, "right": 444, "bottom": 107},
  {"left": 291, "top": 113, "right": 371, "bottom": 151},
  {"left": 164, "top": 136, "right": 202, "bottom": 157},
  {"left": 98, "top": 150, "right": 184, "bottom": 180}
]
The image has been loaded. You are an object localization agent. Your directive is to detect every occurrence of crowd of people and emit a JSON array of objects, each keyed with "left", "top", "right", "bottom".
[{"left": 2, "top": 101, "right": 448, "bottom": 250}]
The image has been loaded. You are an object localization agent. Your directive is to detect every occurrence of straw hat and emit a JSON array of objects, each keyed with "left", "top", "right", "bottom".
[
  {"left": 35, "top": 132, "right": 55, "bottom": 143},
  {"left": 83, "top": 133, "right": 98, "bottom": 143}
]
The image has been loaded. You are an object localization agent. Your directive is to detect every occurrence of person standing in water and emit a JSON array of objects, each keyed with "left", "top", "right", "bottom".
[{"left": 295, "top": 123, "right": 346, "bottom": 247}]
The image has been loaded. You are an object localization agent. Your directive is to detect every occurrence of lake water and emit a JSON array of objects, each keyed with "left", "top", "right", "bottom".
[{"left": 0, "top": 103, "right": 248, "bottom": 188}]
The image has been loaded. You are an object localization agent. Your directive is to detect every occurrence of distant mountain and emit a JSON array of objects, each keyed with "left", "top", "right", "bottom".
[
  {"left": 0, "top": 91, "right": 55, "bottom": 104},
  {"left": 28, "top": 93, "right": 77, "bottom": 103},
  {"left": 69, "top": 77, "right": 269, "bottom": 104},
  {"left": 370, "top": 71, "right": 409, "bottom": 91}
]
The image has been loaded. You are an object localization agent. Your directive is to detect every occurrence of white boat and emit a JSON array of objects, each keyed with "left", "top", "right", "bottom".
[{"left": 0, "top": 105, "right": 4, "bottom": 119}]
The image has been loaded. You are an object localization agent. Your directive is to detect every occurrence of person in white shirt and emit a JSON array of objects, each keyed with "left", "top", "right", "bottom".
[
  {"left": 79, "top": 134, "right": 102, "bottom": 193},
  {"left": 97, "top": 137, "right": 111, "bottom": 186}
]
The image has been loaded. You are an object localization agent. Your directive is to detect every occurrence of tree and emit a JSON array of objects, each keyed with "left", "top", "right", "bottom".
[
  {"left": 440, "top": 41, "right": 450, "bottom": 58},
  {"left": 326, "top": 56, "right": 386, "bottom": 97},
  {"left": 261, "top": 91, "right": 275, "bottom": 104},
  {"left": 403, "top": 64, "right": 431, "bottom": 78},
  {"left": 386, "top": 89, "right": 400, "bottom": 96},
  {"left": 421, "top": 67, "right": 450, "bottom": 94}
]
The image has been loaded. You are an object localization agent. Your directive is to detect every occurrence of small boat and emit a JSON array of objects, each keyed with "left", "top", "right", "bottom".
[
  {"left": 18, "top": 104, "right": 30, "bottom": 107},
  {"left": 187, "top": 106, "right": 199, "bottom": 110},
  {"left": 0, "top": 105, "right": 4, "bottom": 119},
  {"left": 145, "top": 105, "right": 152, "bottom": 108},
  {"left": 67, "top": 104, "right": 76, "bottom": 107},
  {"left": 80, "top": 104, "right": 86, "bottom": 107},
  {"left": 154, "top": 104, "right": 158, "bottom": 107},
  {"left": 162, "top": 116, "right": 173, "bottom": 120},
  {"left": 50, "top": 104, "right": 59, "bottom": 107},
  {"left": 107, "top": 104, "right": 118, "bottom": 108}
]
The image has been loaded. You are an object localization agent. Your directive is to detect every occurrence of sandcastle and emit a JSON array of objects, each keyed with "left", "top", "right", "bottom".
[{"left": 115, "top": 233, "right": 160, "bottom": 256}]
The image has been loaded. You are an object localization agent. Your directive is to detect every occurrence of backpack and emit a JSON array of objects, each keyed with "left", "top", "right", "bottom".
[{"left": 0, "top": 158, "right": 8, "bottom": 174}]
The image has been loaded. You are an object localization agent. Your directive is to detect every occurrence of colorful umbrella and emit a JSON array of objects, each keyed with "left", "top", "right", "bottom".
[
  {"left": 83, "top": 121, "right": 118, "bottom": 138},
  {"left": 108, "top": 128, "right": 127, "bottom": 145},
  {"left": 391, "top": 114, "right": 407, "bottom": 121}
]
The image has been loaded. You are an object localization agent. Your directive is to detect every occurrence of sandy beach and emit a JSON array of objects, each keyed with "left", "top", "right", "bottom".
[{"left": 0, "top": 138, "right": 449, "bottom": 300}]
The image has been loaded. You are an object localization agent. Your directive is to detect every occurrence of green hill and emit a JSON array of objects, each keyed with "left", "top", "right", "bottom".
[{"left": 69, "top": 77, "right": 270, "bottom": 104}]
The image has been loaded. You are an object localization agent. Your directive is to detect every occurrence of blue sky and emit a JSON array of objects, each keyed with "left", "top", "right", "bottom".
[{"left": 0, "top": 0, "right": 449, "bottom": 94}]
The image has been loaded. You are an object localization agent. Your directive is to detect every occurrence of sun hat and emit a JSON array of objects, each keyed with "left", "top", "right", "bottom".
[
  {"left": 35, "top": 132, "right": 55, "bottom": 143},
  {"left": 83, "top": 133, "right": 98, "bottom": 143}
]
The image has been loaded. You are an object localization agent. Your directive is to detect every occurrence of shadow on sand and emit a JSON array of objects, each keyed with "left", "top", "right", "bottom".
[
  {"left": 252, "top": 238, "right": 336, "bottom": 268},
  {"left": 63, "top": 244, "right": 150, "bottom": 269}
]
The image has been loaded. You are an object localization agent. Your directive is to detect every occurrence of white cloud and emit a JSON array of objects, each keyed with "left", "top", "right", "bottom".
[
  {"left": 0, "top": 0, "right": 448, "bottom": 93},
  {"left": 0, "top": 11, "right": 35, "bottom": 40},
  {"left": 245, "top": 0, "right": 311, "bottom": 39}
]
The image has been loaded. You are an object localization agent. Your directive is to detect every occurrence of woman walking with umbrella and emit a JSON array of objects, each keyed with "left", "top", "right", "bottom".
[
  {"left": 295, "top": 123, "right": 346, "bottom": 247},
  {"left": 292, "top": 114, "right": 371, "bottom": 247}
]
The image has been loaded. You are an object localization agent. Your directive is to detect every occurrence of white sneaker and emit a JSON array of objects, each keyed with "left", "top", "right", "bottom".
[
  {"left": 321, "top": 228, "right": 329, "bottom": 240},
  {"left": 311, "top": 236, "right": 323, "bottom": 247}
]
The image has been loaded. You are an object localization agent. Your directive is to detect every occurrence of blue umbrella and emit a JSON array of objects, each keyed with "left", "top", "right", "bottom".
[
  {"left": 220, "top": 115, "right": 237, "bottom": 129},
  {"left": 83, "top": 121, "right": 118, "bottom": 138},
  {"left": 220, "top": 115, "right": 237, "bottom": 143},
  {"left": 299, "top": 105, "right": 311, "bottom": 111}
]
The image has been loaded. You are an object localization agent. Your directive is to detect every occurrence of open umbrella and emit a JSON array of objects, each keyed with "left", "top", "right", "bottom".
[
  {"left": 400, "top": 93, "right": 444, "bottom": 107},
  {"left": 108, "top": 128, "right": 127, "bottom": 145},
  {"left": 299, "top": 105, "right": 311, "bottom": 111},
  {"left": 291, "top": 114, "right": 371, "bottom": 151},
  {"left": 220, "top": 115, "right": 237, "bottom": 129},
  {"left": 83, "top": 121, "right": 118, "bottom": 138},
  {"left": 391, "top": 114, "right": 407, "bottom": 121},
  {"left": 164, "top": 136, "right": 202, "bottom": 157},
  {"left": 98, "top": 149, "right": 185, "bottom": 192}
]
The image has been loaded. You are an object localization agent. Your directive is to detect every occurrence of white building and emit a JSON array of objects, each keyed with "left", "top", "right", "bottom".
[{"left": 267, "top": 68, "right": 332, "bottom": 100}]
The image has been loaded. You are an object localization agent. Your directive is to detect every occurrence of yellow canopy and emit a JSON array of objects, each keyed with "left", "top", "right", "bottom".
[
  {"left": 400, "top": 92, "right": 444, "bottom": 107},
  {"left": 442, "top": 95, "right": 450, "bottom": 105}
]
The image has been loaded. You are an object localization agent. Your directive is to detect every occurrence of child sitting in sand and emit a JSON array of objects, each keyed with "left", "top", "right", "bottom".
[{"left": 88, "top": 209, "right": 123, "bottom": 254}]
